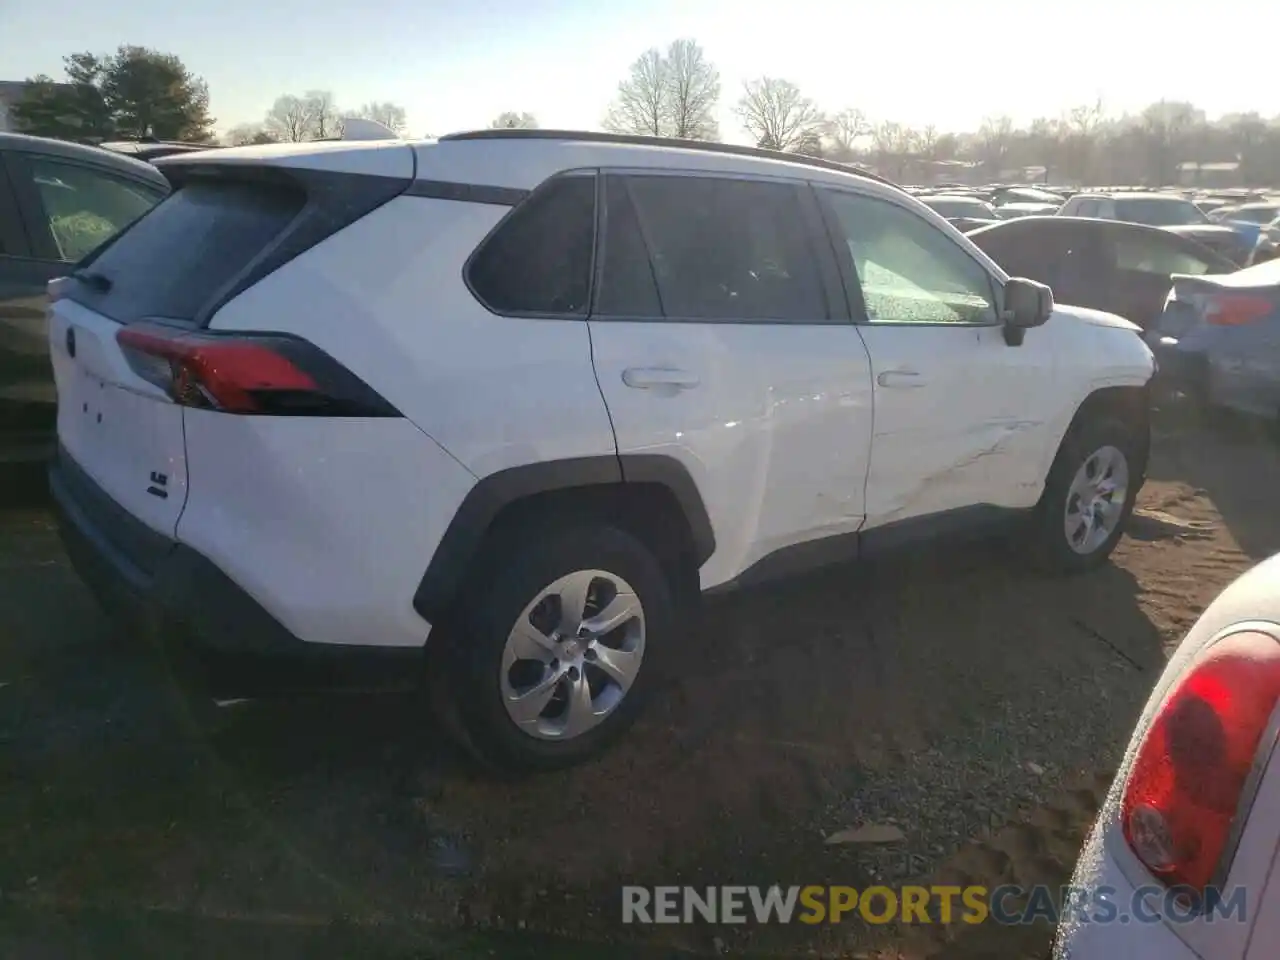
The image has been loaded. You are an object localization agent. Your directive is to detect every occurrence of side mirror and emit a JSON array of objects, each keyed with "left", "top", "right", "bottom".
[{"left": 1001, "top": 277, "right": 1054, "bottom": 346}]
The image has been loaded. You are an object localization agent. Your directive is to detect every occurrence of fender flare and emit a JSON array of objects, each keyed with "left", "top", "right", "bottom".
[{"left": 412, "top": 454, "right": 715, "bottom": 623}]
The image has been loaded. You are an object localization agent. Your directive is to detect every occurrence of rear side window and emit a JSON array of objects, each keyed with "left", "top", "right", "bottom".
[
  {"left": 467, "top": 174, "right": 596, "bottom": 316},
  {"left": 601, "top": 174, "right": 827, "bottom": 322},
  {"left": 28, "top": 157, "right": 164, "bottom": 262},
  {"left": 76, "top": 179, "right": 305, "bottom": 326},
  {"left": 1114, "top": 233, "right": 1217, "bottom": 277}
]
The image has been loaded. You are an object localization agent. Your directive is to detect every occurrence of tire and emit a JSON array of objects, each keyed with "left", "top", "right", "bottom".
[
  {"left": 445, "top": 521, "right": 675, "bottom": 773},
  {"left": 1028, "top": 417, "right": 1144, "bottom": 574}
]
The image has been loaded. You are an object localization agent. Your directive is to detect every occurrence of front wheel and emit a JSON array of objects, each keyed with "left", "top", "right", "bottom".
[{"left": 1028, "top": 418, "right": 1144, "bottom": 573}]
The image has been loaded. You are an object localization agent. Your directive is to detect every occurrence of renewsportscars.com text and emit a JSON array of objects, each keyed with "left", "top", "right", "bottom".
[{"left": 621, "top": 884, "right": 1248, "bottom": 926}]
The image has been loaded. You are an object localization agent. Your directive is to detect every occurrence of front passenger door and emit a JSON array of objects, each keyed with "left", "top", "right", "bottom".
[{"left": 817, "top": 187, "right": 1059, "bottom": 529}]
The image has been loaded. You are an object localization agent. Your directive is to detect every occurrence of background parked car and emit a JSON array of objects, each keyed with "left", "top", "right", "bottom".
[
  {"left": 98, "top": 138, "right": 223, "bottom": 164},
  {"left": 991, "top": 185, "right": 1065, "bottom": 207},
  {"left": 1058, "top": 191, "right": 1255, "bottom": 266},
  {"left": 1056, "top": 551, "right": 1280, "bottom": 960},
  {"left": 1146, "top": 256, "right": 1280, "bottom": 425},
  {"left": 994, "top": 201, "right": 1061, "bottom": 220},
  {"left": 967, "top": 216, "right": 1237, "bottom": 330},
  {"left": 917, "top": 193, "right": 1001, "bottom": 231},
  {"left": 0, "top": 133, "right": 168, "bottom": 462}
]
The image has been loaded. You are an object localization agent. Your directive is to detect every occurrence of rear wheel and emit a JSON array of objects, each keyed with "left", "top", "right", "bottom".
[
  {"left": 1028, "top": 417, "right": 1143, "bottom": 573},
  {"left": 446, "top": 522, "right": 674, "bottom": 773}
]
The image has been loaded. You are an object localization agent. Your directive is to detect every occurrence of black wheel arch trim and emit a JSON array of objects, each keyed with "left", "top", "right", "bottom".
[{"left": 412, "top": 454, "right": 715, "bottom": 623}]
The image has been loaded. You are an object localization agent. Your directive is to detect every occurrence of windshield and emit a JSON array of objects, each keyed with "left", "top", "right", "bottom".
[{"left": 1115, "top": 197, "right": 1210, "bottom": 226}]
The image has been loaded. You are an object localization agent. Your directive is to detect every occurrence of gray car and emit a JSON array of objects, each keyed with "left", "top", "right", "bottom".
[
  {"left": 0, "top": 133, "right": 168, "bottom": 462},
  {"left": 1147, "top": 257, "right": 1280, "bottom": 423}
]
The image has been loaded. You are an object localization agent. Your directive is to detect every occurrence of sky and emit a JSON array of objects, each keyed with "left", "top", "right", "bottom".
[{"left": 2, "top": 0, "right": 1278, "bottom": 142}]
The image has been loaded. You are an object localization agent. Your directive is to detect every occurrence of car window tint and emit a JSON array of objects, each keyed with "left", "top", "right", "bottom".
[
  {"left": 822, "top": 189, "right": 997, "bottom": 325},
  {"left": 71, "top": 177, "right": 305, "bottom": 326},
  {"left": 1113, "top": 234, "right": 1215, "bottom": 277},
  {"left": 468, "top": 174, "right": 596, "bottom": 316},
  {"left": 617, "top": 175, "right": 827, "bottom": 322},
  {"left": 28, "top": 158, "right": 163, "bottom": 262},
  {"left": 596, "top": 176, "right": 662, "bottom": 316}
]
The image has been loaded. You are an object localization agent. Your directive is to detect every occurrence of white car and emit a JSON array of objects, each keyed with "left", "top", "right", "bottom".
[
  {"left": 1056, "top": 553, "right": 1280, "bottom": 959},
  {"left": 46, "top": 129, "right": 1155, "bottom": 771}
]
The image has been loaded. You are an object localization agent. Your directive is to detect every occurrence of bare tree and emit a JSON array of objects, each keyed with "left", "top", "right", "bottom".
[
  {"left": 603, "top": 40, "right": 719, "bottom": 140},
  {"left": 912, "top": 124, "right": 940, "bottom": 160},
  {"left": 975, "top": 114, "right": 1015, "bottom": 174},
  {"left": 869, "top": 120, "right": 913, "bottom": 178},
  {"left": 263, "top": 90, "right": 343, "bottom": 141},
  {"left": 604, "top": 48, "right": 666, "bottom": 136},
  {"left": 824, "top": 108, "right": 868, "bottom": 158},
  {"left": 491, "top": 111, "right": 538, "bottom": 129},
  {"left": 1137, "top": 100, "right": 1203, "bottom": 185},
  {"left": 736, "top": 77, "right": 821, "bottom": 152},
  {"left": 664, "top": 38, "right": 719, "bottom": 139},
  {"left": 932, "top": 132, "right": 960, "bottom": 162},
  {"left": 352, "top": 101, "right": 407, "bottom": 135},
  {"left": 264, "top": 94, "right": 315, "bottom": 142},
  {"left": 1064, "top": 98, "right": 1106, "bottom": 138},
  {"left": 224, "top": 122, "right": 278, "bottom": 146},
  {"left": 307, "top": 90, "right": 341, "bottom": 138}
]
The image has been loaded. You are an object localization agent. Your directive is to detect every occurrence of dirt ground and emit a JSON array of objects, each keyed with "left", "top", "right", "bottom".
[{"left": 3, "top": 414, "right": 1279, "bottom": 959}]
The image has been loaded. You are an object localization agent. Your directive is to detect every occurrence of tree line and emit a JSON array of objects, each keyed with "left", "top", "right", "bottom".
[{"left": 12, "top": 43, "right": 1280, "bottom": 186}]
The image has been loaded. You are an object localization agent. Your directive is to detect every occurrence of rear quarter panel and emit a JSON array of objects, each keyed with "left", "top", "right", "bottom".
[{"left": 207, "top": 194, "right": 618, "bottom": 478}]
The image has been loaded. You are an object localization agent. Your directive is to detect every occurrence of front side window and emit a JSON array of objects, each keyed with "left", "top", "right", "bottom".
[
  {"left": 467, "top": 173, "right": 596, "bottom": 316},
  {"left": 597, "top": 174, "right": 828, "bottom": 322},
  {"left": 821, "top": 189, "right": 998, "bottom": 325},
  {"left": 28, "top": 157, "right": 163, "bottom": 262}
]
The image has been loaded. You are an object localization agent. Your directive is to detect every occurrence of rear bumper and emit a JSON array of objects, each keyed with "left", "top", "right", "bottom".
[
  {"left": 1145, "top": 336, "right": 1208, "bottom": 398},
  {"left": 49, "top": 446, "right": 419, "bottom": 683}
]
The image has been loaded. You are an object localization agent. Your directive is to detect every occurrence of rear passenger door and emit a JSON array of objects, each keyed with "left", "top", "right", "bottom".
[{"left": 587, "top": 172, "right": 875, "bottom": 588}]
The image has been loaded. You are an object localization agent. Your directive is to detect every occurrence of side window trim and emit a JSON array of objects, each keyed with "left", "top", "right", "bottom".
[
  {"left": 5, "top": 152, "right": 61, "bottom": 260},
  {"left": 462, "top": 168, "right": 598, "bottom": 320},
  {"left": 815, "top": 185, "right": 1004, "bottom": 328},
  {"left": 590, "top": 169, "right": 844, "bottom": 325},
  {"left": 0, "top": 152, "right": 33, "bottom": 257}
]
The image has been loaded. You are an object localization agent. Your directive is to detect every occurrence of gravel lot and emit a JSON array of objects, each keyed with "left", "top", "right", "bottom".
[{"left": 2, "top": 418, "right": 1277, "bottom": 959}]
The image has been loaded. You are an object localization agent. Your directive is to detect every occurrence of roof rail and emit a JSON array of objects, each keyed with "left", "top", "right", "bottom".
[{"left": 439, "top": 128, "right": 898, "bottom": 188}]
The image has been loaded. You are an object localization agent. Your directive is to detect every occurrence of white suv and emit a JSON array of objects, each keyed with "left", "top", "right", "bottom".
[{"left": 46, "top": 130, "right": 1155, "bottom": 771}]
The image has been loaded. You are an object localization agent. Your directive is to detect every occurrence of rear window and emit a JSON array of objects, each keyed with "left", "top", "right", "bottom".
[{"left": 74, "top": 179, "right": 305, "bottom": 326}]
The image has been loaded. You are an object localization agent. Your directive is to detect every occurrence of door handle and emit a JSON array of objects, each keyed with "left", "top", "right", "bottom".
[
  {"left": 876, "top": 369, "right": 926, "bottom": 388},
  {"left": 622, "top": 367, "right": 700, "bottom": 390}
]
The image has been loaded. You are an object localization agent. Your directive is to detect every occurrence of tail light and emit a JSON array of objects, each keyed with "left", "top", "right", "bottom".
[
  {"left": 1203, "top": 294, "right": 1272, "bottom": 327},
  {"left": 1121, "top": 628, "right": 1280, "bottom": 895},
  {"left": 116, "top": 323, "right": 400, "bottom": 417}
]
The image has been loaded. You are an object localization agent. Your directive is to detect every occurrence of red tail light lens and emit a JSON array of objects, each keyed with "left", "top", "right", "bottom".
[
  {"left": 1204, "top": 294, "right": 1272, "bottom": 327},
  {"left": 116, "top": 324, "right": 399, "bottom": 417},
  {"left": 1121, "top": 629, "right": 1280, "bottom": 894}
]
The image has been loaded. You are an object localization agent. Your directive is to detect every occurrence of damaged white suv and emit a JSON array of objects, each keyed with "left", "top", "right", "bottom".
[{"left": 47, "top": 130, "right": 1154, "bottom": 771}]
